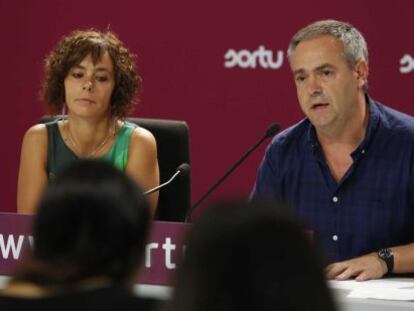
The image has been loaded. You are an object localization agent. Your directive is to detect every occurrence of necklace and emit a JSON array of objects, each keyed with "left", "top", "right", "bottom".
[{"left": 64, "top": 119, "right": 116, "bottom": 158}]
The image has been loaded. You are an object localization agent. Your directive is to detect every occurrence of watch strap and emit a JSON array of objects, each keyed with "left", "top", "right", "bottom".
[{"left": 378, "top": 248, "right": 394, "bottom": 274}]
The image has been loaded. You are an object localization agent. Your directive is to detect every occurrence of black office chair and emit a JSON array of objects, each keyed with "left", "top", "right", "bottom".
[{"left": 40, "top": 116, "right": 191, "bottom": 222}]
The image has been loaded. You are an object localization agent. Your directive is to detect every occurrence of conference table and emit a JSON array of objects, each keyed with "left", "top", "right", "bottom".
[
  {"left": 1, "top": 212, "right": 413, "bottom": 310},
  {"left": 330, "top": 278, "right": 414, "bottom": 311}
]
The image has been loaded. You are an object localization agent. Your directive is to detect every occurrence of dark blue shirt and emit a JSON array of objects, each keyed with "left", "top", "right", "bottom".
[{"left": 251, "top": 97, "right": 414, "bottom": 263}]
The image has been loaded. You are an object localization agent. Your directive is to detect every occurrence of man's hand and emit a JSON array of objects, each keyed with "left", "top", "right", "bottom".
[{"left": 325, "top": 252, "right": 388, "bottom": 281}]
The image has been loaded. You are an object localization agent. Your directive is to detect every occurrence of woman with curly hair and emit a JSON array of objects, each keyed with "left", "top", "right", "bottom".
[{"left": 17, "top": 29, "right": 159, "bottom": 215}]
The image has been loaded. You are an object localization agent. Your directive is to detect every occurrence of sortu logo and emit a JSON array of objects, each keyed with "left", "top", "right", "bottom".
[
  {"left": 224, "top": 46, "right": 283, "bottom": 70},
  {"left": 400, "top": 54, "right": 414, "bottom": 73}
]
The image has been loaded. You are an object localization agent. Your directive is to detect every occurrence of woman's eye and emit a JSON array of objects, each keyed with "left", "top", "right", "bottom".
[
  {"left": 95, "top": 76, "right": 108, "bottom": 82},
  {"left": 72, "top": 72, "right": 83, "bottom": 79}
]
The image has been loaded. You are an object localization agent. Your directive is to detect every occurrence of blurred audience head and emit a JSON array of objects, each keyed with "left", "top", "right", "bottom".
[
  {"left": 166, "top": 199, "right": 336, "bottom": 311},
  {"left": 14, "top": 159, "right": 150, "bottom": 289}
]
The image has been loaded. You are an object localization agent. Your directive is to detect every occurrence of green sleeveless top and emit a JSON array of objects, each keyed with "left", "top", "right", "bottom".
[{"left": 46, "top": 121, "right": 137, "bottom": 181}]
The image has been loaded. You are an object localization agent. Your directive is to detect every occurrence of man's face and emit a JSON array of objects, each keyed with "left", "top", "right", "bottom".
[{"left": 289, "top": 35, "right": 366, "bottom": 132}]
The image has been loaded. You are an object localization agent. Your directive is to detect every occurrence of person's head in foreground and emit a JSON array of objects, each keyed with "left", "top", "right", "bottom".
[
  {"left": 2, "top": 160, "right": 153, "bottom": 309},
  {"left": 166, "top": 199, "right": 337, "bottom": 311}
]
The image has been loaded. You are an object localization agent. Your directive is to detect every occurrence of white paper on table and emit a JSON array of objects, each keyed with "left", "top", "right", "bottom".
[
  {"left": 329, "top": 279, "right": 414, "bottom": 291},
  {"left": 329, "top": 279, "right": 414, "bottom": 301},
  {"left": 347, "top": 288, "right": 414, "bottom": 301}
]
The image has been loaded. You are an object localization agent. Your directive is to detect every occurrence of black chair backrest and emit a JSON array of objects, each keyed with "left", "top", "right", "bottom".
[
  {"left": 128, "top": 117, "right": 191, "bottom": 222},
  {"left": 40, "top": 116, "right": 191, "bottom": 222}
]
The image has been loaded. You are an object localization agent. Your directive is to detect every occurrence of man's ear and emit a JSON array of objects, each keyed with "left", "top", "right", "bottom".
[{"left": 355, "top": 60, "right": 369, "bottom": 90}]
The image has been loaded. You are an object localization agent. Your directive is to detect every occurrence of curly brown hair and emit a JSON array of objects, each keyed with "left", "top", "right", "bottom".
[{"left": 41, "top": 29, "right": 140, "bottom": 119}]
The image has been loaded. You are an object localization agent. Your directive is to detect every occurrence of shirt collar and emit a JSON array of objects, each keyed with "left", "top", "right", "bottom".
[{"left": 351, "top": 95, "right": 380, "bottom": 157}]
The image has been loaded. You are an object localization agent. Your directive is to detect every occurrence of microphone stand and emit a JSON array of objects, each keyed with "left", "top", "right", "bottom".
[
  {"left": 144, "top": 163, "right": 190, "bottom": 195},
  {"left": 186, "top": 123, "right": 279, "bottom": 222},
  {"left": 144, "top": 171, "right": 181, "bottom": 195}
]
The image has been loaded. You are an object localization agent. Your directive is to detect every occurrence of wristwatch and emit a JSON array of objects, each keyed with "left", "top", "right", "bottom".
[{"left": 377, "top": 248, "right": 394, "bottom": 274}]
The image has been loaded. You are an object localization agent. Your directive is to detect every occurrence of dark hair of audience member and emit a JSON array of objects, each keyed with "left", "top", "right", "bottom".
[
  {"left": 165, "top": 199, "right": 337, "bottom": 311},
  {"left": 12, "top": 159, "right": 150, "bottom": 290}
]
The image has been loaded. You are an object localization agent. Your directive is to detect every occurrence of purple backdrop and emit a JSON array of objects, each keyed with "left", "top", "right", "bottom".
[{"left": 1, "top": 1, "right": 413, "bottom": 215}]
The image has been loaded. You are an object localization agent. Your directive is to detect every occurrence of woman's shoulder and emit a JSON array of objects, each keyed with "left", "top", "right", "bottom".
[
  {"left": 121, "top": 123, "right": 157, "bottom": 163},
  {"left": 22, "top": 124, "right": 48, "bottom": 145},
  {"left": 25, "top": 123, "right": 47, "bottom": 134},
  {"left": 124, "top": 122, "right": 156, "bottom": 149}
]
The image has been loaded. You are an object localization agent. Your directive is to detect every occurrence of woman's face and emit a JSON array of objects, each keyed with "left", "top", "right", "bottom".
[{"left": 64, "top": 51, "right": 115, "bottom": 119}]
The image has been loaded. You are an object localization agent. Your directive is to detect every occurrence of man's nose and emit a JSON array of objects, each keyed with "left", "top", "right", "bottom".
[{"left": 307, "top": 76, "right": 322, "bottom": 96}]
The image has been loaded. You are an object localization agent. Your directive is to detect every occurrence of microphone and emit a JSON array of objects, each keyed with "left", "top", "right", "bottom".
[
  {"left": 186, "top": 123, "right": 280, "bottom": 222},
  {"left": 144, "top": 163, "right": 190, "bottom": 195}
]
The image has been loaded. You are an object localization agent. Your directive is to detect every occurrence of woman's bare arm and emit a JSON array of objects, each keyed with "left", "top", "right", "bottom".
[
  {"left": 126, "top": 127, "right": 159, "bottom": 216},
  {"left": 17, "top": 125, "right": 48, "bottom": 214}
]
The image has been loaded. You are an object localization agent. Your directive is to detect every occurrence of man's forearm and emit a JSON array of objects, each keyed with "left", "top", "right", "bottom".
[{"left": 392, "top": 242, "right": 414, "bottom": 274}]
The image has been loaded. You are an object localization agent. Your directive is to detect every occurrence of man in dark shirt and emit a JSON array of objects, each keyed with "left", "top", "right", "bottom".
[{"left": 251, "top": 19, "right": 414, "bottom": 281}]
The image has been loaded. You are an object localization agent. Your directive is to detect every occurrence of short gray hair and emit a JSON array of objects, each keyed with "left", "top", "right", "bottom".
[{"left": 287, "top": 19, "right": 368, "bottom": 67}]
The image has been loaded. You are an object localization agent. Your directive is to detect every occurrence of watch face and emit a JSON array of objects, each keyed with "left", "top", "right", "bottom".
[{"left": 379, "top": 248, "right": 392, "bottom": 259}]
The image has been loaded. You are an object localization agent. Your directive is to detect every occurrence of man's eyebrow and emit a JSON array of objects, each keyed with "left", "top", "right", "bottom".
[
  {"left": 293, "top": 64, "right": 335, "bottom": 76},
  {"left": 293, "top": 68, "right": 305, "bottom": 76},
  {"left": 314, "top": 63, "right": 335, "bottom": 72}
]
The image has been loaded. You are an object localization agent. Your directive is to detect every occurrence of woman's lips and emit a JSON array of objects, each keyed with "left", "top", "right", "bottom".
[{"left": 76, "top": 98, "right": 96, "bottom": 104}]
